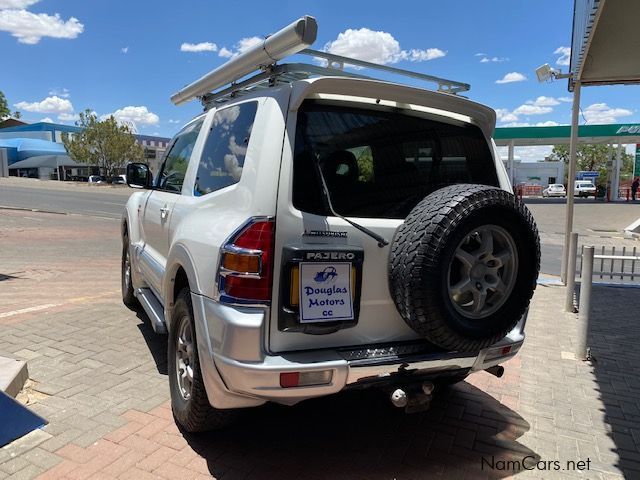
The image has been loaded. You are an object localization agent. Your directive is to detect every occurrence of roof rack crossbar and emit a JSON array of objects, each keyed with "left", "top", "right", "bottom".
[
  {"left": 300, "top": 49, "right": 470, "bottom": 94},
  {"left": 201, "top": 63, "right": 374, "bottom": 109}
]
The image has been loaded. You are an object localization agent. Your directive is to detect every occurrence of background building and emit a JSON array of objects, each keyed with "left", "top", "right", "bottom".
[
  {"left": 0, "top": 121, "right": 170, "bottom": 179},
  {"left": 506, "top": 160, "right": 565, "bottom": 187}
]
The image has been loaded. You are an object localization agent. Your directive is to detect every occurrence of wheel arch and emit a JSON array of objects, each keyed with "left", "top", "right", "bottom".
[{"left": 164, "top": 243, "right": 201, "bottom": 331}]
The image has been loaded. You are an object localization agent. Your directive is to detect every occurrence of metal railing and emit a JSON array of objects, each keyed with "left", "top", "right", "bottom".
[
  {"left": 578, "top": 245, "right": 639, "bottom": 281},
  {"left": 566, "top": 239, "right": 639, "bottom": 361},
  {"left": 565, "top": 233, "right": 639, "bottom": 314}
]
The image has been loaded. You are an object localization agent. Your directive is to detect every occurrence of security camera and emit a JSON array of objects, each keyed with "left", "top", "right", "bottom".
[{"left": 535, "top": 64, "right": 557, "bottom": 82}]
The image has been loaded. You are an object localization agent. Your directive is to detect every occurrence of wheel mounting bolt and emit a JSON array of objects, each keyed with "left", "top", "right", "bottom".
[{"left": 475, "top": 282, "right": 482, "bottom": 290}]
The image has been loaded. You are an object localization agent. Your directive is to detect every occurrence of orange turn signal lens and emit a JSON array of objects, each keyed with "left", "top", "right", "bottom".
[{"left": 223, "top": 252, "right": 260, "bottom": 274}]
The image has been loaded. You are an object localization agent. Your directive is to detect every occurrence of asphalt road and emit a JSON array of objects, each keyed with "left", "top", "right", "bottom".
[
  {"left": 1, "top": 180, "right": 638, "bottom": 276},
  {"left": 0, "top": 183, "right": 130, "bottom": 219}
]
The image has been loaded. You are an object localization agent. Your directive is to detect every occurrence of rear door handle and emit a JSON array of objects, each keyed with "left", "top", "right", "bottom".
[{"left": 160, "top": 207, "right": 170, "bottom": 220}]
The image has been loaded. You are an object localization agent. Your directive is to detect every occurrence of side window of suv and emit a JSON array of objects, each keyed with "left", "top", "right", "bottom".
[
  {"left": 157, "top": 118, "right": 204, "bottom": 193},
  {"left": 194, "top": 102, "right": 258, "bottom": 196}
]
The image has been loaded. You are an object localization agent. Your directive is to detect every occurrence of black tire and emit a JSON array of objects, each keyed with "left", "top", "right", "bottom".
[
  {"left": 389, "top": 184, "right": 540, "bottom": 352},
  {"left": 168, "top": 288, "right": 237, "bottom": 432},
  {"left": 436, "top": 372, "right": 469, "bottom": 387},
  {"left": 121, "top": 232, "right": 137, "bottom": 308}
]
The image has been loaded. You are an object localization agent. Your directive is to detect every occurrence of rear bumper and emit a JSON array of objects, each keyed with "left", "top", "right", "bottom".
[{"left": 192, "top": 293, "right": 525, "bottom": 408}]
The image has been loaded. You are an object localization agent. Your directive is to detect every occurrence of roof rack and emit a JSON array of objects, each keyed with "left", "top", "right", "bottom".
[{"left": 170, "top": 15, "right": 471, "bottom": 110}]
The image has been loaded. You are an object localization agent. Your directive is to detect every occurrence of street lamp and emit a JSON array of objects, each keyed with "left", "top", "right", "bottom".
[{"left": 535, "top": 63, "right": 578, "bottom": 284}]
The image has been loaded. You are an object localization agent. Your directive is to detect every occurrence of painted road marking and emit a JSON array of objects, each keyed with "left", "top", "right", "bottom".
[{"left": 0, "top": 304, "right": 61, "bottom": 318}]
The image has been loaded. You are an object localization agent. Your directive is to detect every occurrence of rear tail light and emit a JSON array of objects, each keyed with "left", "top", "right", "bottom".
[{"left": 217, "top": 218, "right": 275, "bottom": 304}]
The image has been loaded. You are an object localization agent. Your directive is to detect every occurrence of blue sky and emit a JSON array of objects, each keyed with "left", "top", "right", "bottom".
[{"left": 2, "top": 0, "right": 639, "bottom": 160}]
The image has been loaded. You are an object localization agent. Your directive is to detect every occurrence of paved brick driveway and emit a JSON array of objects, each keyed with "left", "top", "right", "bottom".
[{"left": 1, "top": 209, "right": 639, "bottom": 479}]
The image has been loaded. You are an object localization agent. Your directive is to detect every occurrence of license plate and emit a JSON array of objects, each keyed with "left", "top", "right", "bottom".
[{"left": 298, "top": 262, "right": 354, "bottom": 323}]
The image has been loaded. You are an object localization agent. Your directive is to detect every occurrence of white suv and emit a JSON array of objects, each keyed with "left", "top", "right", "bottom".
[{"left": 121, "top": 16, "right": 540, "bottom": 431}]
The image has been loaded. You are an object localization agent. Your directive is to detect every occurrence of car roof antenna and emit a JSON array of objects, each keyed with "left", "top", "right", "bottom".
[{"left": 313, "top": 158, "right": 389, "bottom": 248}]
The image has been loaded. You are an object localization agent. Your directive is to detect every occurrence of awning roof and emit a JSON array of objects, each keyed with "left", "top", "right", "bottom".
[
  {"left": 570, "top": 0, "right": 640, "bottom": 89},
  {"left": 494, "top": 123, "right": 640, "bottom": 146},
  {"left": 0, "top": 137, "right": 66, "bottom": 152},
  {"left": 8, "top": 155, "right": 81, "bottom": 169}
]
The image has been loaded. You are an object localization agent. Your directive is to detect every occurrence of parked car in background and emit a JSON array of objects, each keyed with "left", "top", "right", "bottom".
[
  {"left": 542, "top": 183, "right": 566, "bottom": 197},
  {"left": 88, "top": 175, "right": 104, "bottom": 183},
  {"left": 111, "top": 175, "right": 127, "bottom": 185},
  {"left": 575, "top": 180, "right": 597, "bottom": 197}
]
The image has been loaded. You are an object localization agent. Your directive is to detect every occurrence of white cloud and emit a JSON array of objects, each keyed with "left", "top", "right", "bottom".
[
  {"left": 101, "top": 105, "right": 159, "bottom": 126},
  {"left": 57, "top": 112, "right": 79, "bottom": 122},
  {"left": 0, "top": 8, "right": 83, "bottom": 44},
  {"left": 48, "top": 87, "right": 69, "bottom": 98},
  {"left": 526, "top": 96, "right": 560, "bottom": 107},
  {"left": 499, "top": 122, "right": 531, "bottom": 128},
  {"left": 228, "top": 135, "right": 247, "bottom": 157},
  {"left": 495, "top": 72, "right": 527, "bottom": 84},
  {"left": 495, "top": 108, "right": 519, "bottom": 123},
  {"left": 402, "top": 48, "right": 445, "bottom": 61},
  {"left": 14, "top": 95, "right": 73, "bottom": 113},
  {"left": 213, "top": 105, "right": 240, "bottom": 129},
  {"left": 168, "top": 119, "right": 181, "bottom": 124},
  {"left": 218, "top": 47, "right": 233, "bottom": 58},
  {"left": 121, "top": 46, "right": 128, "bottom": 54},
  {"left": 479, "top": 56, "right": 508, "bottom": 63},
  {"left": 558, "top": 96, "right": 572, "bottom": 103},
  {"left": 535, "top": 120, "right": 560, "bottom": 127},
  {"left": 323, "top": 28, "right": 445, "bottom": 66},
  {"left": 180, "top": 42, "right": 217, "bottom": 53},
  {"left": 39, "top": 117, "right": 53, "bottom": 123},
  {"left": 497, "top": 145, "right": 554, "bottom": 162},
  {"left": 474, "top": 52, "right": 487, "bottom": 57},
  {"left": 582, "top": 103, "right": 633, "bottom": 124},
  {"left": 513, "top": 104, "right": 553, "bottom": 116},
  {"left": 218, "top": 36, "right": 261, "bottom": 58},
  {"left": 0, "top": 0, "right": 39, "bottom": 8},
  {"left": 554, "top": 46, "right": 571, "bottom": 66}
]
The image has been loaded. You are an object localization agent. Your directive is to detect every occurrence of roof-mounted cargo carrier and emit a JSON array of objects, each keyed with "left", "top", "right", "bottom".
[{"left": 171, "top": 15, "right": 470, "bottom": 110}]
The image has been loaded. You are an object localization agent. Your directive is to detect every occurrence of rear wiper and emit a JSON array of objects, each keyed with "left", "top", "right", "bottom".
[{"left": 314, "top": 160, "right": 389, "bottom": 248}]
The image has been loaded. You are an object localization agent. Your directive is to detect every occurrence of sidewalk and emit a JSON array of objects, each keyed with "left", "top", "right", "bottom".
[{"left": 1, "top": 211, "right": 639, "bottom": 479}]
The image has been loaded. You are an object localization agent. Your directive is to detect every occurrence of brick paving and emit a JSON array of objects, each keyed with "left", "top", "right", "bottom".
[{"left": 1, "top": 209, "right": 639, "bottom": 479}]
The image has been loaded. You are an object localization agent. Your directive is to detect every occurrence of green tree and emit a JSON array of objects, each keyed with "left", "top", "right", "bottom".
[
  {"left": 548, "top": 144, "right": 633, "bottom": 183},
  {"left": 0, "top": 90, "right": 10, "bottom": 119},
  {"left": 62, "top": 109, "right": 145, "bottom": 178},
  {"left": 0, "top": 90, "right": 21, "bottom": 119}
]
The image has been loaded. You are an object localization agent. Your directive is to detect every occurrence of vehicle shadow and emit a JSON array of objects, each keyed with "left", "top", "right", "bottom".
[
  {"left": 182, "top": 382, "right": 538, "bottom": 479},
  {"left": 130, "top": 300, "right": 538, "bottom": 478},
  {"left": 586, "top": 284, "right": 640, "bottom": 477},
  {"left": 134, "top": 307, "right": 168, "bottom": 375}
]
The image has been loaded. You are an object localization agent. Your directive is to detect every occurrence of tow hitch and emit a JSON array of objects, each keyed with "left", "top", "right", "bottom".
[{"left": 389, "top": 381, "right": 435, "bottom": 413}]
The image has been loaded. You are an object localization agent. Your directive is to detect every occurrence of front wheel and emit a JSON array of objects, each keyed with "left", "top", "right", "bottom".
[
  {"left": 121, "top": 233, "right": 137, "bottom": 308},
  {"left": 168, "top": 288, "right": 238, "bottom": 432}
]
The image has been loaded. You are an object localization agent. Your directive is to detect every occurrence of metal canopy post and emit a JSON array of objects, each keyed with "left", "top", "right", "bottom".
[
  {"left": 508, "top": 140, "right": 515, "bottom": 186},
  {"left": 614, "top": 143, "right": 623, "bottom": 200},
  {"left": 561, "top": 80, "right": 582, "bottom": 284}
]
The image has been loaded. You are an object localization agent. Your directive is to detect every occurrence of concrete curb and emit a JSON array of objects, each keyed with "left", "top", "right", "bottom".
[
  {"left": 0, "top": 356, "right": 29, "bottom": 398},
  {"left": 0, "top": 205, "right": 67, "bottom": 215}
]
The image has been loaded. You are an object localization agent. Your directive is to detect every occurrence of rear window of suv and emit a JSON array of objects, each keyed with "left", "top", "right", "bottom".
[{"left": 292, "top": 102, "right": 499, "bottom": 219}]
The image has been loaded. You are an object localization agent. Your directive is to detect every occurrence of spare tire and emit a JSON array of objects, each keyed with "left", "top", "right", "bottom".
[{"left": 389, "top": 184, "right": 539, "bottom": 352}]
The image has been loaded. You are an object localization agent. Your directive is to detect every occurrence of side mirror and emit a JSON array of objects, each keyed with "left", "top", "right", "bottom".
[{"left": 126, "top": 163, "right": 153, "bottom": 189}]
